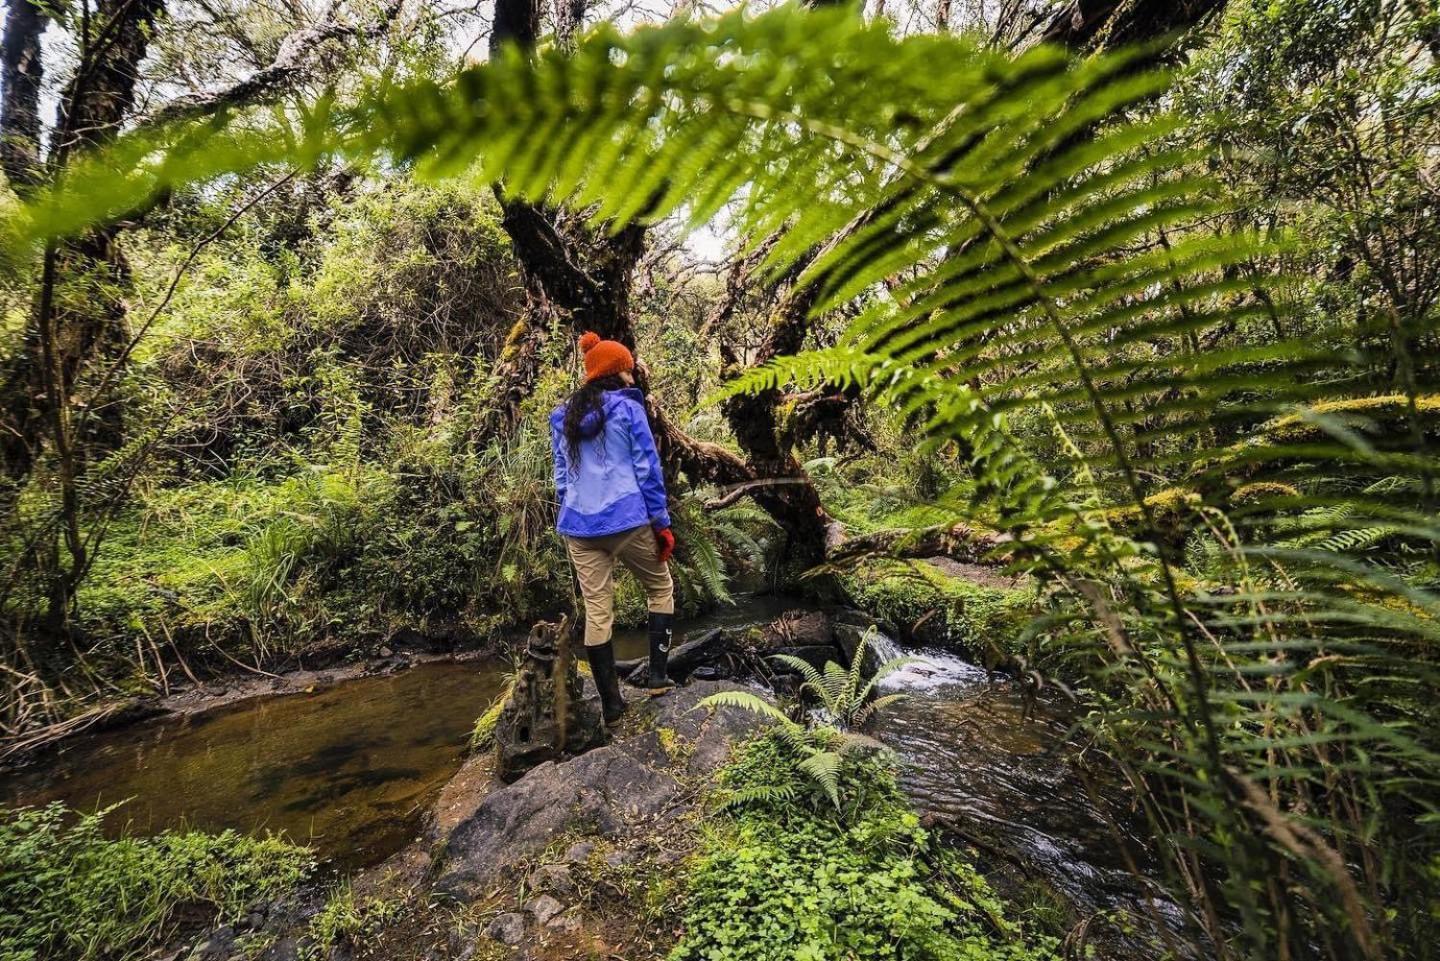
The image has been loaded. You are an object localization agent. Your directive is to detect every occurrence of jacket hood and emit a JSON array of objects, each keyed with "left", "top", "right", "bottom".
[
  {"left": 575, "top": 408, "right": 604, "bottom": 439},
  {"left": 611, "top": 387, "right": 645, "bottom": 405},
  {"left": 558, "top": 387, "right": 646, "bottom": 440}
]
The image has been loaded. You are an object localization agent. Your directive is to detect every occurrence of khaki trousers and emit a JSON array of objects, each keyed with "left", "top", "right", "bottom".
[{"left": 566, "top": 524, "right": 675, "bottom": 646}]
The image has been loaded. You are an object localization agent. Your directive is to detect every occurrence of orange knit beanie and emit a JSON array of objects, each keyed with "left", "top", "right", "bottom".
[{"left": 579, "top": 331, "right": 635, "bottom": 382}]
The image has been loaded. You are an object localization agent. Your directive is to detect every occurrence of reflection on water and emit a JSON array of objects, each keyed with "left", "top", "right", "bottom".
[
  {"left": 0, "top": 596, "right": 800, "bottom": 871},
  {"left": 2, "top": 660, "right": 506, "bottom": 870}
]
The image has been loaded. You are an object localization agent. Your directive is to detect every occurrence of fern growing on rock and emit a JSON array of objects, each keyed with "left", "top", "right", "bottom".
[{"left": 701, "top": 630, "right": 911, "bottom": 809}]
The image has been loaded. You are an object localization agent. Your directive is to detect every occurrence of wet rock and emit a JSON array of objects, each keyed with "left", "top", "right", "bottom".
[
  {"left": 637, "top": 680, "right": 774, "bottom": 777},
  {"left": 186, "top": 926, "right": 237, "bottom": 961},
  {"left": 437, "top": 681, "right": 774, "bottom": 898},
  {"left": 265, "top": 935, "right": 301, "bottom": 961},
  {"left": 833, "top": 607, "right": 898, "bottom": 639},
  {"left": 483, "top": 912, "right": 527, "bottom": 946},
  {"left": 833, "top": 620, "right": 900, "bottom": 677},
  {"left": 438, "top": 748, "right": 681, "bottom": 899},
  {"left": 526, "top": 894, "right": 565, "bottom": 925},
  {"left": 494, "top": 619, "right": 606, "bottom": 783},
  {"left": 668, "top": 628, "right": 730, "bottom": 679},
  {"left": 625, "top": 628, "right": 732, "bottom": 684},
  {"left": 770, "top": 645, "right": 842, "bottom": 672}
]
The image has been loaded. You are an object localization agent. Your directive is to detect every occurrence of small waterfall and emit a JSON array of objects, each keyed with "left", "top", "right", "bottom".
[{"left": 865, "top": 628, "right": 903, "bottom": 667}]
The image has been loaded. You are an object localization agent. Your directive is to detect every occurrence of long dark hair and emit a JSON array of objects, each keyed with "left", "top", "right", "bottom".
[{"left": 563, "top": 374, "right": 628, "bottom": 466}]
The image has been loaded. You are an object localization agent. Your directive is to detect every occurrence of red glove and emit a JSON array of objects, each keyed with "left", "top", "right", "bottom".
[{"left": 654, "top": 526, "right": 675, "bottom": 564}]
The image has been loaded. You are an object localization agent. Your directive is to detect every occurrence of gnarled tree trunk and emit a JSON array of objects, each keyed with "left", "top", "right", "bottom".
[
  {"left": 485, "top": 0, "right": 844, "bottom": 567},
  {"left": 1040, "top": 0, "right": 1227, "bottom": 52}
]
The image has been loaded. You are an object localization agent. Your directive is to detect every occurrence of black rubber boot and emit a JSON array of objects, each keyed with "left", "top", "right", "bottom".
[
  {"left": 585, "top": 641, "right": 626, "bottom": 725},
  {"left": 646, "top": 612, "right": 675, "bottom": 689}
]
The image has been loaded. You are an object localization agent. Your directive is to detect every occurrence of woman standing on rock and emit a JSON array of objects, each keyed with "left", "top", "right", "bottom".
[{"left": 551, "top": 331, "right": 677, "bottom": 725}]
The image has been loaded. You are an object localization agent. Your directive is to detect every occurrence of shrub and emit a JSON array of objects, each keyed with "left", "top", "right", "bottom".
[{"left": 0, "top": 803, "right": 313, "bottom": 961}]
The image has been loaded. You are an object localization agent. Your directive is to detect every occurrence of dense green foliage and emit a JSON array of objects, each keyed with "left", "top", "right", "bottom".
[
  {"left": 0, "top": 803, "right": 312, "bottom": 961},
  {"left": 672, "top": 730, "right": 1059, "bottom": 961},
  {"left": 702, "top": 630, "right": 910, "bottom": 806},
  {"left": 2, "top": 178, "right": 766, "bottom": 695}
]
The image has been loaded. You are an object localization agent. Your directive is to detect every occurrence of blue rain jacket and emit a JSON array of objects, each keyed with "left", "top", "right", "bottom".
[{"left": 550, "top": 387, "right": 672, "bottom": 537}]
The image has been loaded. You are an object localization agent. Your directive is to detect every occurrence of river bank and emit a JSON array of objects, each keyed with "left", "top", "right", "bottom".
[{"left": 3, "top": 594, "right": 1203, "bottom": 960}]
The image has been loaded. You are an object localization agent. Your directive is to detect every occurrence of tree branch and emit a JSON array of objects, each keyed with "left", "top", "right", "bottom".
[{"left": 149, "top": 0, "right": 405, "bottom": 126}]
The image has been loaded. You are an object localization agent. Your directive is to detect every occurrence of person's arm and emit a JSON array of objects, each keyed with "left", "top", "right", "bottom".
[
  {"left": 551, "top": 417, "right": 568, "bottom": 505},
  {"left": 625, "top": 398, "right": 672, "bottom": 530}
]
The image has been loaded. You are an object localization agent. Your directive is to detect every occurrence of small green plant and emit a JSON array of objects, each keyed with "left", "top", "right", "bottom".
[
  {"left": 670, "top": 731, "right": 1058, "bottom": 961},
  {"left": 469, "top": 693, "right": 508, "bottom": 752},
  {"left": 772, "top": 628, "right": 913, "bottom": 732},
  {"left": 700, "top": 631, "right": 913, "bottom": 808},
  {"left": 470, "top": 661, "right": 521, "bottom": 752},
  {"left": 303, "top": 883, "right": 403, "bottom": 960},
  {"left": 0, "top": 803, "right": 313, "bottom": 961}
]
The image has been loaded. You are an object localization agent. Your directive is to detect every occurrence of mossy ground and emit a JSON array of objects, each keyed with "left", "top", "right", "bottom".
[{"left": 841, "top": 559, "right": 1036, "bottom": 665}]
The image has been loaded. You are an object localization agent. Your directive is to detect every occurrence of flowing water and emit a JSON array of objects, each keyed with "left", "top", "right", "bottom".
[
  {"left": 872, "top": 648, "right": 1199, "bottom": 955},
  {"left": 2, "top": 599, "right": 1193, "bottom": 949}
]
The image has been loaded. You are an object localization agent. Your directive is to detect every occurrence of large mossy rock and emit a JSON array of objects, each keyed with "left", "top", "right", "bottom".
[
  {"left": 494, "top": 619, "right": 606, "bottom": 783},
  {"left": 437, "top": 680, "right": 772, "bottom": 900}
]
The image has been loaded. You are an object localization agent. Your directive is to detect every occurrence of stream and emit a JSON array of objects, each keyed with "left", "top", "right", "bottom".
[
  {"left": 871, "top": 647, "right": 1198, "bottom": 953},
  {"left": 2, "top": 597, "right": 1191, "bottom": 946},
  {"left": 0, "top": 596, "right": 797, "bottom": 871}
]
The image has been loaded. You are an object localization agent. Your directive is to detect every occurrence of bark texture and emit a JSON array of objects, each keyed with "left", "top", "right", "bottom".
[
  {"left": 486, "top": 0, "right": 650, "bottom": 428},
  {"left": 483, "top": 0, "right": 847, "bottom": 565},
  {"left": 0, "top": 0, "right": 45, "bottom": 191}
]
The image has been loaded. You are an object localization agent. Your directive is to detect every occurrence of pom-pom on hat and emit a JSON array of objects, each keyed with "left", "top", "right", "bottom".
[{"left": 579, "top": 331, "right": 635, "bottom": 383}]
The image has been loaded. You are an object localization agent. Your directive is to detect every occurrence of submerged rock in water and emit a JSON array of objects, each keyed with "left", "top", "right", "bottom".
[{"left": 494, "top": 619, "right": 606, "bottom": 783}]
